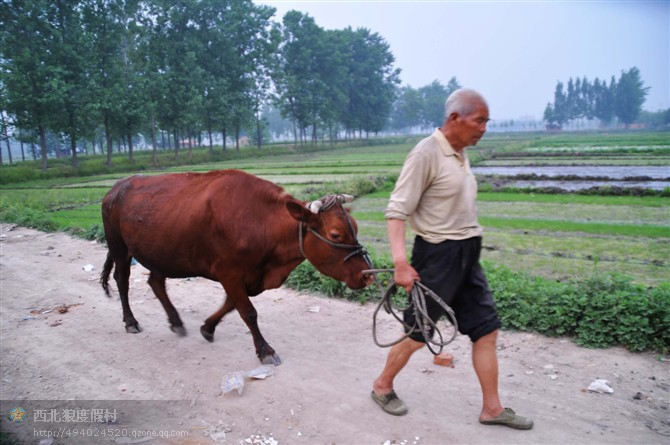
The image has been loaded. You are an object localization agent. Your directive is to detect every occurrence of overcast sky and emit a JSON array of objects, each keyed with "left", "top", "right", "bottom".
[{"left": 255, "top": 0, "right": 669, "bottom": 121}]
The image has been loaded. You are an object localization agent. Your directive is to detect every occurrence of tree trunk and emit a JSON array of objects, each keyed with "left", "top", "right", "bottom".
[
  {"left": 104, "top": 114, "right": 113, "bottom": 167},
  {"left": 127, "top": 132, "right": 134, "bottom": 163},
  {"left": 173, "top": 128, "right": 180, "bottom": 160},
  {"left": 187, "top": 128, "right": 193, "bottom": 162},
  {"left": 290, "top": 102, "right": 298, "bottom": 146},
  {"left": 1, "top": 112, "right": 12, "bottom": 165},
  {"left": 256, "top": 115, "right": 262, "bottom": 149},
  {"left": 39, "top": 126, "right": 48, "bottom": 170},
  {"left": 222, "top": 123, "right": 227, "bottom": 151},
  {"left": 70, "top": 133, "right": 78, "bottom": 168},
  {"left": 207, "top": 122, "right": 213, "bottom": 153},
  {"left": 311, "top": 120, "right": 317, "bottom": 145},
  {"left": 235, "top": 123, "right": 240, "bottom": 152},
  {"left": 151, "top": 117, "right": 158, "bottom": 166},
  {"left": 19, "top": 130, "right": 25, "bottom": 162}
]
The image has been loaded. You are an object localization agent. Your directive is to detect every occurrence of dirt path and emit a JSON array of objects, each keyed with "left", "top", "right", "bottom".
[{"left": 0, "top": 224, "right": 668, "bottom": 445}]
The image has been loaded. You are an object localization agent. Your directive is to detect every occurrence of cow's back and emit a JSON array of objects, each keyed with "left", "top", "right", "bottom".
[{"left": 102, "top": 170, "right": 293, "bottom": 280}]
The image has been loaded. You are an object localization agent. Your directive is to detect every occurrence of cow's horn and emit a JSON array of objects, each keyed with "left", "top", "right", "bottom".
[
  {"left": 306, "top": 200, "right": 323, "bottom": 214},
  {"left": 337, "top": 194, "right": 354, "bottom": 203}
]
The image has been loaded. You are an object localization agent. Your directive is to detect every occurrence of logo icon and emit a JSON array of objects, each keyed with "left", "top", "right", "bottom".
[{"left": 8, "top": 407, "right": 26, "bottom": 423}]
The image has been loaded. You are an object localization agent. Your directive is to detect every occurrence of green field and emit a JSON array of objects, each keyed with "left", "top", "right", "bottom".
[{"left": 1, "top": 131, "right": 669, "bottom": 287}]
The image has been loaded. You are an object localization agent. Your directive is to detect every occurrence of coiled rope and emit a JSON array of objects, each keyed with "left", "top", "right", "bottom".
[{"left": 363, "top": 269, "right": 458, "bottom": 355}]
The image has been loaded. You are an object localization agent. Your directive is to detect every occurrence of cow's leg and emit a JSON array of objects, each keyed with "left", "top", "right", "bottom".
[
  {"left": 200, "top": 296, "right": 236, "bottom": 343},
  {"left": 113, "top": 257, "right": 141, "bottom": 333},
  {"left": 147, "top": 272, "right": 186, "bottom": 336},
  {"left": 235, "top": 296, "right": 281, "bottom": 365}
]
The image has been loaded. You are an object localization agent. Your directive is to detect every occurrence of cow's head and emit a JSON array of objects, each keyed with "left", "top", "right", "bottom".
[{"left": 286, "top": 194, "right": 372, "bottom": 289}]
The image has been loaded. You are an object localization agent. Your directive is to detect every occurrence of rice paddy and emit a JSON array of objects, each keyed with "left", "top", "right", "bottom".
[{"left": 1, "top": 130, "right": 668, "bottom": 286}]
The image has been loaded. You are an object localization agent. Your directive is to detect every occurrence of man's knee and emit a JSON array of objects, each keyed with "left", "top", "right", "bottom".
[
  {"left": 404, "top": 337, "right": 427, "bottom": 352},
  {"left": 474, "top": 329, "right": 498, "bottom": 346}
]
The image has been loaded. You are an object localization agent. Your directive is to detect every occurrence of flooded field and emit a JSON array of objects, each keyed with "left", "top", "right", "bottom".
[
  {"left": 500, "top": 179, "right": 670, "bottom": 191},
  {"left": 473, "top": 165, "right": 670, "bottom": 190},
  {"left": 473, "top": 165, "right": 669, "bottom": 179}
]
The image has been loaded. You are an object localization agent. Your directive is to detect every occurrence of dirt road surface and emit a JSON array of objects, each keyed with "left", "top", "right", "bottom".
[{"left": 0, "top": 224, "right": 668, "bottom": 445}]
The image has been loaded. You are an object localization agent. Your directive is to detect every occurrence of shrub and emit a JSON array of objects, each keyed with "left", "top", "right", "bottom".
[{"left": 0, "top": 202, "right": 59, "bottom": 232}]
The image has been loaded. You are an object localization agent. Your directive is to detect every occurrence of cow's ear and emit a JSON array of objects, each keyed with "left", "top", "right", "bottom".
[{"left": 286, "top": 200, "right": 315, "bottom": 223}]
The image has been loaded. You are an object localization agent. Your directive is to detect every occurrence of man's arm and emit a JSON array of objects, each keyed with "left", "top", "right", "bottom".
[{"left": 387, "top": 218, "right": 420, "bottom": 292}]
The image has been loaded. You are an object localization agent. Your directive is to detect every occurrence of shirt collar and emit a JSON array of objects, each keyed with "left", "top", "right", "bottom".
[{"left": 432, "top": 128, "right": 458, "bottom": 157}]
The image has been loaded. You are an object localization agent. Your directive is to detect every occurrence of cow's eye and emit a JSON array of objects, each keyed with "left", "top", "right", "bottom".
[{"left": 330, "top": 232, "right": 342, "bottom": 241}]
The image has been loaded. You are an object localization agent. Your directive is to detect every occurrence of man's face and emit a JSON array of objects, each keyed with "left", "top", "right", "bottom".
[{"left": 453, "top": 102, "right": 490, "bottom": 148}]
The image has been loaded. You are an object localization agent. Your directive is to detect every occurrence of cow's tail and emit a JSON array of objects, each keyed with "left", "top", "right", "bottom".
[{"left": 100, "top": 252, "right": 115, "bottom": 297}]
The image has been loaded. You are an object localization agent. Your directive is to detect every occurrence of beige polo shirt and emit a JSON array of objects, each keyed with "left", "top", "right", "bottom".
[{"left": 385, "top": 128, "right": 483, "bottom": 243}]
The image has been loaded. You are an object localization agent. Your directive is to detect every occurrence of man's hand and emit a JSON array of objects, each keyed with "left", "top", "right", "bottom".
[
  {"left": 387, "top": 218, "right": 419, "bottom": 292},
  {"left": 394, "top": 260, "right": 420, "bottom": 293}
]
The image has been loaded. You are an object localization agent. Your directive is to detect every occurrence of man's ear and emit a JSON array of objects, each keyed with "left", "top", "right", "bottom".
[{"left": 286, "top": 200, "right": 315, "bottom": 223}]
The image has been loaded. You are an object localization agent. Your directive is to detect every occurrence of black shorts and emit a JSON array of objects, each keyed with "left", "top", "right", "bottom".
[{"left": 403, "top": 236, "right": 502, "bottom": 343}]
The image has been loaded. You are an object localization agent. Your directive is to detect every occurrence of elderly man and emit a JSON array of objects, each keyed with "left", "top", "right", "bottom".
[{"left": 371, "top": 88, "right": 533, "bottom": 430}]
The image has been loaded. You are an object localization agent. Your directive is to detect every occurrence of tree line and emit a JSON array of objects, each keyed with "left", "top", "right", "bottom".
[
  {"left": 2, "top": 2, "right": 664, "bottom": 169},
  {"left": 0, "top": 0, "right": 404, "bottom": 168},
  {"left": 543, "top": 67, "right": 651, "bottom": 129}
]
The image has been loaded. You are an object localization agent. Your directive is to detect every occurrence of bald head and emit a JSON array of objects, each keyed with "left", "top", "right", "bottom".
[
  {"left": 444, "top": 88, "right": 488, "bottom": 120},
  {"left": 441, "top": 88, "right": 489, "bottom": 151}
]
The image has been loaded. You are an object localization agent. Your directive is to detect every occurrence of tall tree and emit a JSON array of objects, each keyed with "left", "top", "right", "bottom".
[
  {"left": 1, "top": 0, "right": 63, "bottom": 169},
  {"left": 389, "top": 85, "right": 423, "bottom": 132},
  {"left": 614, "top": 67, "right": 649, "bottom": 127},
  {"left": 82, "top": 0, "right": 139, "bottom": 166},
  {"left": 593, "top": 76, "right": 615, "bottom": 125},
  {"left": 552, "top": 81, "right": 569, "bottom": 127},
  {"left": 340, "top": 27, "right": 400, "bottom": 138},
  {"left": 222, "top": 0, "right": 278, "bottom": 150},
  {"left": 275, "top": 11, "right": 325, "bottom": 144},
  {"left": 149, "top": 0, "right": 204, "bottom": 160},
  {"left": 418, "top": 77, "right": 461, "bottom": 128},
  {"left": 48, "top": 0, "right": 98, "bottom": 168}
]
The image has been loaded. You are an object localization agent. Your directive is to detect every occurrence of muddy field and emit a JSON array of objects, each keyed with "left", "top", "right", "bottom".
[{"left": 0, "top": 224, "right": 668, "bottom": 445}]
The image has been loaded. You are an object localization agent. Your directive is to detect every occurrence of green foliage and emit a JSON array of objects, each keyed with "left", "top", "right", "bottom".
[
  {"left": 544, "top": 69, "right": 650, "bottom": 128},
  {"left": 300, "top": 175, "right": 391, "bottom": 201},
  {"left": 615, "top": 67, "right": 650, "bottom": 126},
  {"left": 68, "top": 223, "right": 106, "bottom": 243},
  {"left": 486, "top": 262, "right": 670, "bottom": 353},
  {"left": 0, "top": 201, "right": 59, "bottom": 232}
]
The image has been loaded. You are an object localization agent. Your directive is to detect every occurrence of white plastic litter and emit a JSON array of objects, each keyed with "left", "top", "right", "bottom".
[
  {"left": 588, "top": 379, "right": 614, "bottom": 394},
  {"left": 83, "top": 264, "right": 96, "bottom": 272},
  {"left": 221, "top": 365, "right": 275, "bottom": 396}
]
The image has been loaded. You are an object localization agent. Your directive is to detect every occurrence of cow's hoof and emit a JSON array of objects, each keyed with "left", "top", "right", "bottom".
[
  {"left": 125, "top": 324, "right": 142, "bottom": 334},
  {"left": 260, "top": 353, "right": 282, "bottom": 366},
  {"left": 200, "top": 325, "right": 214, "bottom": 343},
  {"left": 170, "top": 325, "right": 187, "bottom": 336}
]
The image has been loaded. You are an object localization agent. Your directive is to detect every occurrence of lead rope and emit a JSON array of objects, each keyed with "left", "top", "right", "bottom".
[{"left": 363, "top": 269, "right": 458, "bottom": 355}]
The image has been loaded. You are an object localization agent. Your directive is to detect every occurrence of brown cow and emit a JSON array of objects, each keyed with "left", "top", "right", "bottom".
[{"left": 100, "top": 169, "right": 372, "bottom": 365}]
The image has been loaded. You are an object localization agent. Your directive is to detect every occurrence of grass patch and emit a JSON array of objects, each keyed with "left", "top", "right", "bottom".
[
  {"left": 351, "top": 210, "right": 670, "bottom": 238},
  {"left": 479, "top": 217, "right": 669, "bottom": 238},
  {"left": 478, "top": 192, "right": 670, "bottom": 207}
]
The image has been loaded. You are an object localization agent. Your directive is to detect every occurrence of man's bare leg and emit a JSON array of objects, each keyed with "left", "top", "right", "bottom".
[
  {"left": 472, "top": 330, "right": 504, "bottom": 420},
  {"left": 373, "top": 337, "right": 425, "bottom": 395}
]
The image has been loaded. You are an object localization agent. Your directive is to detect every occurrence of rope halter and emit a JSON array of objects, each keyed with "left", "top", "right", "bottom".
[{"left": 299, "top": 194, "right": 371, "bottom": 266}]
